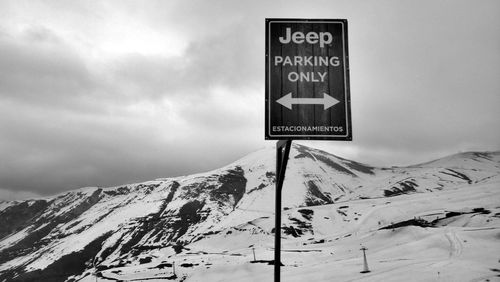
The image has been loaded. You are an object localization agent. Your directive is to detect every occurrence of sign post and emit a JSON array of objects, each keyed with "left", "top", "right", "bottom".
[
  {"left": 274, "top": 139, "right": 291, "bottom": 282},
  {"left": 265, "top": 18, "right": 351, "bottom": 282},
  {"left": 265, "top": 18, "right": 351, "bottom": 140}
]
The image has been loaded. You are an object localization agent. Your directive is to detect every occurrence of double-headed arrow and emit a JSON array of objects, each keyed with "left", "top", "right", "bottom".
[{"left": 276, "top": 92, "right": 340, "bottom": 110}]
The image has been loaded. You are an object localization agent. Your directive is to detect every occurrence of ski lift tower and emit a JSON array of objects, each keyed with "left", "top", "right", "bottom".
[{"left": 360, "top": 246, "right": 370, "bottom": 273}]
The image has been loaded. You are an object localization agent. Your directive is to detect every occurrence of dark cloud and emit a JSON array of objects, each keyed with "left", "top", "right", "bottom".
[
  {"left": 0, "top": 99, "right": 260, "bottom": 195},
  {"left": 0, "top": 29, "right": 95, "bottom": 108},
  {"left": 0, "top": 16, "right": 264, "bottom": 197},
  {"left": 0, "top": 0, "right": 499, "bottom": 198}
]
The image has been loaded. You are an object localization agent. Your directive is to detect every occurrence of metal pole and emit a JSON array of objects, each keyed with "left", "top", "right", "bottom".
[
  {"left": 275, "top": 140, "right": 292, "bottom": 282},
  {"left": 360, "top": 246, "right": 370, "bottom": 273}
]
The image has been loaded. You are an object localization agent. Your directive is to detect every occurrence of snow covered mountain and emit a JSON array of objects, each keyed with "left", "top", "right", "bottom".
[{"left": 0, "top": 144, "right": 499, "bottom": 281}]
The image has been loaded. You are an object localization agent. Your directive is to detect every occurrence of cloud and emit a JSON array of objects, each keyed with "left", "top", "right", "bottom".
[
  {"left": 0, "top": 0, "right": 499, "bottom": 198},
  {"left": 110, "top": 23, "right": 261, "bottom": 99},
  {"left": 0, "top": 188, "right": 41, "bottom": 201},
  {"left": 0, "top": 11, "right": 267, "bottom": 197},
  {"left": 0, "top": 98, "right": 234, "bottom": 194},
  {"left": 0, "top": 27, "right": 96, "bottom": 109}
]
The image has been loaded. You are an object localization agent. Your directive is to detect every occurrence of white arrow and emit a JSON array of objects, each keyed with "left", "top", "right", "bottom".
[{"left": 276, "top": 92, "right": 340, "bottom": 110}]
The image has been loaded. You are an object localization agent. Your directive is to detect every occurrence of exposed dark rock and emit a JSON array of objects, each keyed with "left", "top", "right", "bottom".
[
  {"left": 342, "top": 160, "right": 375, "bottom": 175},
  {"left": 305, "top": 181, "right": 333, "bottom": 206},
  {"left": 3, "top": 232, "right": 112, "bottom": 282},
  {"left": 337, "top": 209, "right": 347, "bottom": 217},
  {"left": 283, "top": 225, "right": 302, "bottom": 237},
  {"left": 0, "top": 189, "right": 104, "bottom": 265},
  {"left": 298, "top": 209, "right": 314, "bottom": 221},
  {"left": 441, "top": 169, "right": 472, "bottom": 184},
  {"left": 294, "top": 153, "right": 309, "bottom": 159},
  {"left": 445, "top": 211, "right": 463, "bottom": 218},
  {"left": 154, "top": 262, "right": 173, "bottom": 269},
  {"left": 265, "top": 171, "right": 276, "bottom": 179},
  {"left": 294, "top": 145, "right": 315, "bottom": 160},
  {"left": 473, "top": 152, "right": 493, "bottom": 161},
  {"left": 165, "top": 182, "right": 180, "bottom": 203},
  {"left": 103, "top": 186, "right": 130, "bottom": 196},
  {"left": 120, "top": 182, "right": 180, "bottom": 256},
  {"left": 175, "top": 200, "right": 205, "bottom": 239},
  {"left": 210, "top": 166, "right": 247, "bottom": 208},
  {"left": 380, "top": 218, "right": 433, "bottom": 230},
  {"left": 247, "top": 183, "right": 267, "bottom": 194},
  {"left": 172, "top": 242, "right": 186, "bottom": 254},
  {"left": 0, "top": 200, "right": 49, "bottom": 239},
  {"left": 384, "top": 179, "right": 418, "bottom": 197},
  {"left": 99, "top": 233, "right": 124, "bottom": 263},
  {"left": 250, "top": 260, "right": 284, "bottom": 266},
  {"left": 472, "top": 208, "right": 491, "bottom": 214},
  {"left": 312, "top": 153, "right": 357, "bottom": 177},
  {"left": 139, "top": 257, "right": 152, "bottom": 264},
  {"left": 61, "top": 189, "right": 103, "bottom": 222},
  {"left": 380, "top": 207, "right": 493, "bottom": 231}
]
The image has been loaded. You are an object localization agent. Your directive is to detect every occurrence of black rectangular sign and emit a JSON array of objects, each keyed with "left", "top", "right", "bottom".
[{"left": 265, "top": 19, "right": 352, "bottom": 140}]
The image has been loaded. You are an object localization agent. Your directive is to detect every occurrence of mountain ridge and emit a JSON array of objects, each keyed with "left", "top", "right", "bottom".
[
  {"left": 3, "top": 147, "right": 499, "bottom": 204},
  {"left": 0, "top": 144, "right": 499, "bottom": 281}
]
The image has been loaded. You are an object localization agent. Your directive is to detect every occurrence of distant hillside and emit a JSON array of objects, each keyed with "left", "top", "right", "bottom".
[{"left": 0, "top": 145, "right": 499, "bottom": 281}]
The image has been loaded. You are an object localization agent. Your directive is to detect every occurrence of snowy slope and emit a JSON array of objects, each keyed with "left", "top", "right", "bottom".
[{"left": 0, "top": 145, "right": 499, "bottom": 282}]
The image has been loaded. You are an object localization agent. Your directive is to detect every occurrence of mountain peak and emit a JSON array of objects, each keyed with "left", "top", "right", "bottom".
[{"left": 0, "top": 147, "right": 499, "bottom": 281}]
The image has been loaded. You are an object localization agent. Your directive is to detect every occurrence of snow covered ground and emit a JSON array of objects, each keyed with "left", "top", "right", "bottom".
[
  {"left": 1, "top": 145, "right": 499, "bottom": 281},
  {"left": 77, "top": 178, "right": 499, "bottom": 282}
]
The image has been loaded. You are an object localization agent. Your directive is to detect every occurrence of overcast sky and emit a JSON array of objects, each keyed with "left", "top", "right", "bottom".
[{"left": 1, "top": 0, "right": 499, "bottom": 200}]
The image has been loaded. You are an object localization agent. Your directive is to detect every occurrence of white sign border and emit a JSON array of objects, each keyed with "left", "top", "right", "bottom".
[{"left": 266, "top": 19, "right": 350, "bottom": 139}]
